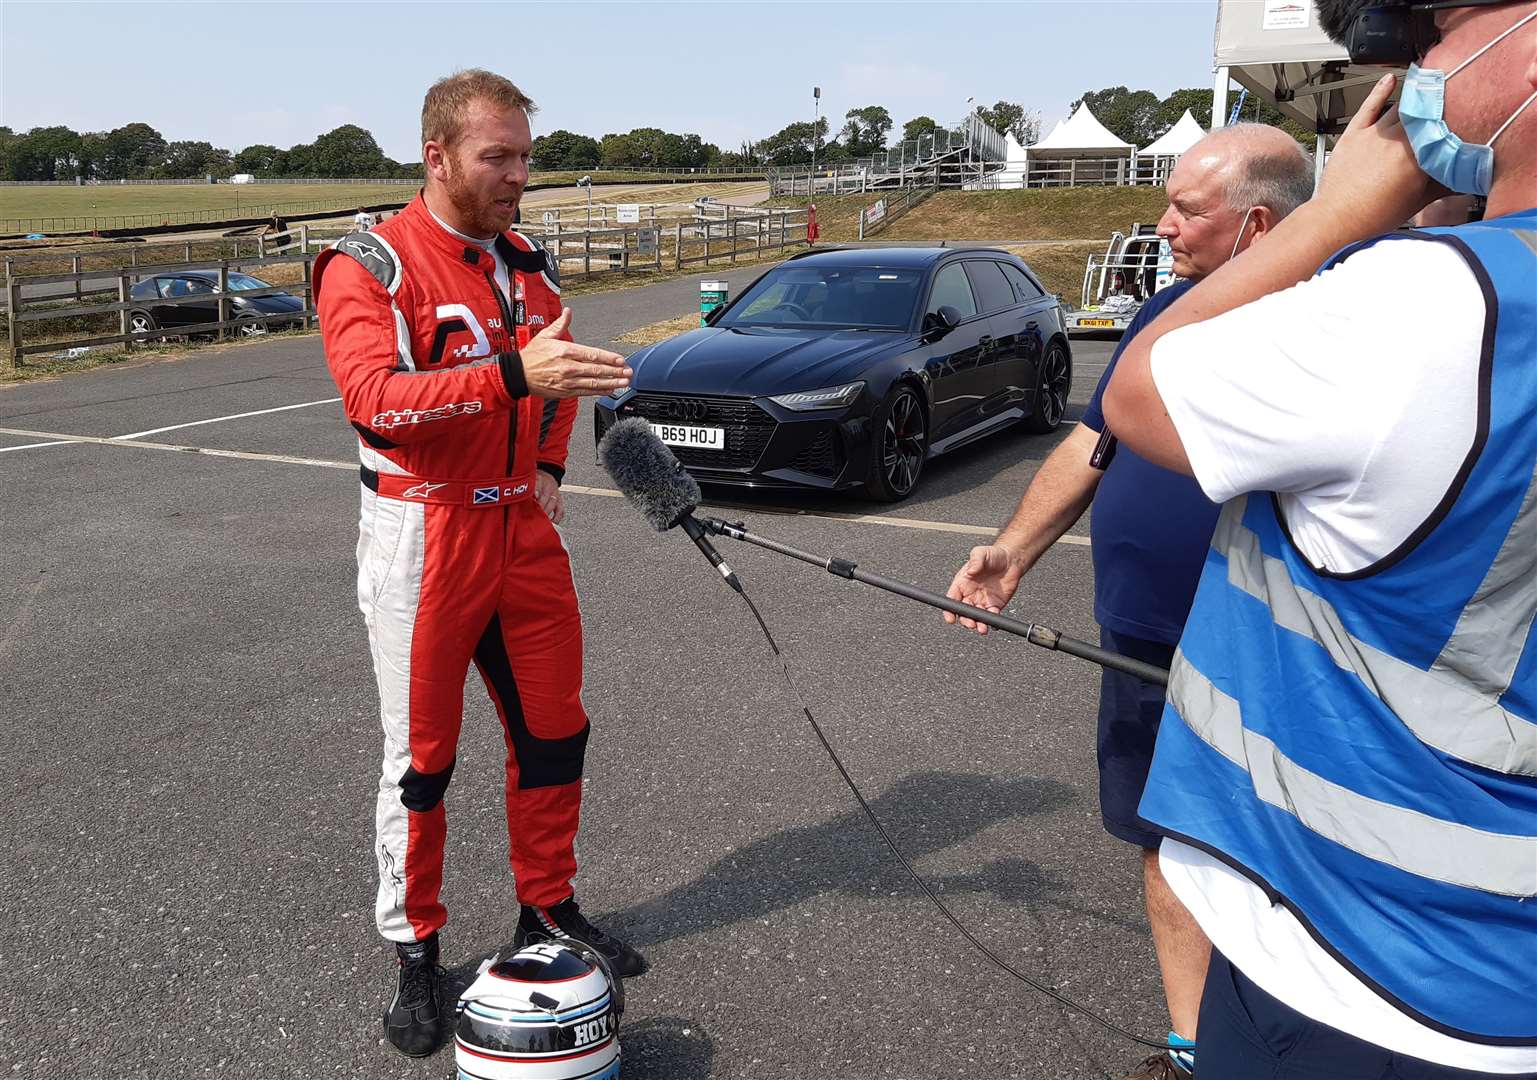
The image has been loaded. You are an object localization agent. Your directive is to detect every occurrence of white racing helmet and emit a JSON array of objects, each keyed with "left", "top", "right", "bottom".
[{"left": 454, "top": 939, "right": 623, "bottom": 1080}]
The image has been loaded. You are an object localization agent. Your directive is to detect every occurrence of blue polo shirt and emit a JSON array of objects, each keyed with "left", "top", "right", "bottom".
[{"left": 1079, "top": 280, "right": 1219, "bottom": 645}]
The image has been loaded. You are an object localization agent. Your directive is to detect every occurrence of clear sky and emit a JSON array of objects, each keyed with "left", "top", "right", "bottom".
[{"left": 2, "top": 0, "right": 1220, "bottom": 161}]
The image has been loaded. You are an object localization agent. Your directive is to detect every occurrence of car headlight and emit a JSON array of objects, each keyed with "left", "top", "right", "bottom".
[{"left": 768, "top": 381, "right": 865, "bottom": 411}]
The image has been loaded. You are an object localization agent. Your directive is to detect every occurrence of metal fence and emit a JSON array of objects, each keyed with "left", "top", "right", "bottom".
[
  {"left": 857, "top": 179, "right": 937, "bottom": 239},
  {"left": 770, "top": 111, "right": 1008, "bottom": 196}
]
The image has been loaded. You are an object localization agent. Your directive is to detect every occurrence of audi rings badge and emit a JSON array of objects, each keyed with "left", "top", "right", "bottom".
[{"left": 662, "top": 398, "right": 710, "bottom": 423}]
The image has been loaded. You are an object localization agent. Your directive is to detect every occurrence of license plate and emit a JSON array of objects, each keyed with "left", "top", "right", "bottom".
[
  {"left": 1078, "top": 318, "right": 1116, "bottom": 328},
  {"left": 654, "top": 424, "right": 725, "bottom": 450}
]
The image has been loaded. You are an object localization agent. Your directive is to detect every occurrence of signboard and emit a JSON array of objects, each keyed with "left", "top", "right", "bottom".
[
  {"left": 637, "top": 228, "right": 657, "bottom": 255},
  {"left": 1262, "top": 0, "right": 1309, "bottom": 30},
  {"left": 864, "top": 198, "right": 887, "bottom": 226},
  {"left": 616, "top": 204, "right": 641, "bottom": 224},
  {"left": 542, "top": 210, "right": 556, "bottom": 225}
]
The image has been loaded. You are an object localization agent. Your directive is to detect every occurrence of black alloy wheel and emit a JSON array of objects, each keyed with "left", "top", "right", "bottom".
[
  {"left": 1025, "top": 341, "right": 1072, "bottom": 434},
  {"left": 865, "top": 384, "right": 927, "bottom": 501}
]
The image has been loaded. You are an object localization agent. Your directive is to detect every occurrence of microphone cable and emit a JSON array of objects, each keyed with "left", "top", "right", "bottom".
[{"left": 725, "top": 580, "right": 1175, "bottom": 1053}]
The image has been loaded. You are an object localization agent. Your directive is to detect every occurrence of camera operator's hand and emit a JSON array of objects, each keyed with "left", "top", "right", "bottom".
[
  {"left": 944, "top": 543, "right": 1026, "bottom": 635},
  {"left": 518, "top": 308, "right": 632, "bottom": 399},
  {"left": 1317, "top": 73, "right": 1445, "bottom": 241}
]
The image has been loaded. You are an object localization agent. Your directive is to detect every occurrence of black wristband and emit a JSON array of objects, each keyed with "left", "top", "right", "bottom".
[
  {"left": 497, "top": 350, "right": 528, "bottom": 399},
  {"left": 536, "top": 461, "right": 565, "bottom": 486}
]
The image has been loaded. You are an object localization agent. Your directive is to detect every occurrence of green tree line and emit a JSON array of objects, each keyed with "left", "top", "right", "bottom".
[
  {"left": 0, "top": 122, "right": 419, "bottom": 181},
  {"left": 1, "top": 88, "right": 1306, "bottom": 182}
]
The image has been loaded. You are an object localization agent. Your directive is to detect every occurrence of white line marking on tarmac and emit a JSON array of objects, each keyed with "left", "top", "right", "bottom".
[
  {"left": 0, "top": 426, "right": 355, "bottom": 471},
  {"left": 0, "top": 440, "right": 72, "bottom": 453},
  {"left": 0, "top": 426, "right": 1090, "bottom": 548},
  {"left": 114, "top": 397, "right": 342, "bottom": 440},
  {"left": 0, "top": 397, "right": 342, "bottom": 453}
]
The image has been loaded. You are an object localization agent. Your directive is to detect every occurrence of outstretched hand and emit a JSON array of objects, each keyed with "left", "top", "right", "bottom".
[
  {"left": 519, "top": 308, "right": 632, "bottom": 399},
  {"left": 944, "top": 543, "right": 1025, "bottom": 635}
]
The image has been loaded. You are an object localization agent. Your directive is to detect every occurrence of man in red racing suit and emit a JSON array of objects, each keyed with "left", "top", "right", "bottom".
[{"left": 314, "top": 69, "right": 641, "bottom": 1060}]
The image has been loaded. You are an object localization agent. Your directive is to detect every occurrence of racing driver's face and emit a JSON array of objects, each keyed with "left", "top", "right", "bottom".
[{"left": 430, "top": 101, "right": 531, "bottom": 237}]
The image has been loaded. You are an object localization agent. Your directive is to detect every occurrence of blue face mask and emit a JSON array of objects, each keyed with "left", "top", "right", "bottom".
[{"left": 1399, "top": 9, "right": 1537, "bottom": 196}]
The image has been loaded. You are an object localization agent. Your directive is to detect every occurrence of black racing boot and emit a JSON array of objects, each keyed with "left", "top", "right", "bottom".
[
  {"left": 515, "top": 897, "right": 649, "bottom": 978},
  {"left": 382, "top": 933, "right": 445, "bottom": 1057}
]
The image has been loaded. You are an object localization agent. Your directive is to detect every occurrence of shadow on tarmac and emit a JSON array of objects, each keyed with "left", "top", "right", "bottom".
[{"left": 599, "top": 769, "right": 1077, "bottom": 949}]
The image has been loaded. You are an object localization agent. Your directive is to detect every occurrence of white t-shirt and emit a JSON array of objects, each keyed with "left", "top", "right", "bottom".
[
  {"left": 426, "top": 205, "right": 510, "bottom": 300},
  {"left": 1149, "top": 237, "right": 1537, "bottom": 1072}
]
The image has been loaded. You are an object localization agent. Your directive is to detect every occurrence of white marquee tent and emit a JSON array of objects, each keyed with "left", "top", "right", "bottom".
[
  {"left": 1142, "top": 109, "right": 1207, "bottom": 158},
  {"left": 1024, "top": 104, "right": 1136, "bottom": 186},
  {"left": 1139, "top": 109, "right": 1207, "bottom": 184}
]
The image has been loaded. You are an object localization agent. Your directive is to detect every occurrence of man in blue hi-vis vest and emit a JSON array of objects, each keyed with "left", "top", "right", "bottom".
[{"left": 1102, "top": 1, "right": 1537, "bottom": 1076}]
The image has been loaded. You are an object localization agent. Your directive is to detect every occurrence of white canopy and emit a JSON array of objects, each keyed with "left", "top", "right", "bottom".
[
  {"left": 1027, "top": 104, "right": 1135, "bottom": 158},
  {"left": 1141, "top": 109, "right": 1206, "bottom": 157},
  {"left": 1214, "top": 0, "right": 1402, "bottom": 136}
]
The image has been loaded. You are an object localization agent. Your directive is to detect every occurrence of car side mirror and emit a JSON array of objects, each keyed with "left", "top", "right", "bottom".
[{"left": 923, "top": 304, "right": 962, "bottom": 338}]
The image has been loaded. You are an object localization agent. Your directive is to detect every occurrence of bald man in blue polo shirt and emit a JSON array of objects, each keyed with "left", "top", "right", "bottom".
[{"left": 944, "top": 124, "right": 1315, "bottom": 1080}]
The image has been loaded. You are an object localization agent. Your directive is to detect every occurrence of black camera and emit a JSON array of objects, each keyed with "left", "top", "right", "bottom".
[
  {"left": 1340, "top": 4, "right": 1438, "bottom": 64},
  {"left": 1327, "top": 1, "right": 1518, "bottom": 66}
]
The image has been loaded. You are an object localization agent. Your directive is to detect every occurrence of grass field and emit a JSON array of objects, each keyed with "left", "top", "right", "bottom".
[{"left": 0, "top": 173, "right": 760, "bottom": 226}]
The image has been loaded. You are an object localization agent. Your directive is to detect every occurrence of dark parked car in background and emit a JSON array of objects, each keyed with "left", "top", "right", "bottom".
[
  {"left": 593, "top": 247, "right": 1072, "bottom": 501},
  {"left": 127, "top": 270, "right": 305, "bottom": 339}
]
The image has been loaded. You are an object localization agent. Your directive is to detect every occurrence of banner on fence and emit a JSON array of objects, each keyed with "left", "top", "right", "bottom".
[
  {"left": 864, "top": 198, "right": 887, "bottom": 226},
  {"left": 616, "top": 204, "right": 641, "bottom": 224}
]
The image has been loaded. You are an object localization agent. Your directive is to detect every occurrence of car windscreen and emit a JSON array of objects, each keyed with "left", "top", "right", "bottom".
[
  {"left": 226, "top": 273, "right": 271, "bottom": 291},
  {"left": 717, "top": 265, "right": 921, "bottom": 331}
]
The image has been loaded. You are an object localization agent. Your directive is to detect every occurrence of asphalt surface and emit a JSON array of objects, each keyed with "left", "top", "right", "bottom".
[{"left": 0, "top": 270, "right": 1157, "bottom": 1079}]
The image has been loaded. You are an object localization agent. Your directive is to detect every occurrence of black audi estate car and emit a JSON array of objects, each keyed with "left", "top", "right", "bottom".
[{"left": 593, "top": 247, "right": 1072, "bottom": 501}]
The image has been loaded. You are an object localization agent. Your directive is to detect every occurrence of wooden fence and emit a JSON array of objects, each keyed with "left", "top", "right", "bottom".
[
  {"left": 3, "top": 211, "right": 811, "bottom": 368},
  {"left": 4, "top": 252, "right": 319, "bottom": 366}
]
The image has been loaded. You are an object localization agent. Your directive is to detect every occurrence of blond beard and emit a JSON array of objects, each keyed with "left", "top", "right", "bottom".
[{"left": 442, "top": 158, "right": 515, "bottom": 238}]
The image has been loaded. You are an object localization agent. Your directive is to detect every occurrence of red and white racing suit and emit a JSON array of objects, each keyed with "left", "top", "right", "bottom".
[{"left": 314, "top": 195, "right": 584, "bottom": 944}]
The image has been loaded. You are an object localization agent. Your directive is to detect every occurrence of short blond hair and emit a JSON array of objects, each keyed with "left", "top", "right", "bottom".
[{"left": 421, "top": 69, "right": 537, "bottom": 149}]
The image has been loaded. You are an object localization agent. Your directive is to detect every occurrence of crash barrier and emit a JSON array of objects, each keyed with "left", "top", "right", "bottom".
[
  {"left": 0, "top": 234, "right": 349, "bottom": 367},
  {"left": 857, "top": 177, "right": 938, "bottom": 239}
]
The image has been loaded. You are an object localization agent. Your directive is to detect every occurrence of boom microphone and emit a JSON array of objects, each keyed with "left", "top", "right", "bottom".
[
  {"left": 597, "top": 417, "right": 742, "bottom": 591},
  {"left": 596, "top": 424, "right": 1175, "bottom": 1054}
]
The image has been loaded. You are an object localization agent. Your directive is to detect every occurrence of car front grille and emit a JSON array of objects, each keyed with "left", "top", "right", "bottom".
[
  {"left": 789, "top": 429, "right": 840, "bottom": 478},
  {"left": 619, "top": 393, "right": 774, "bottom": 471}
]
